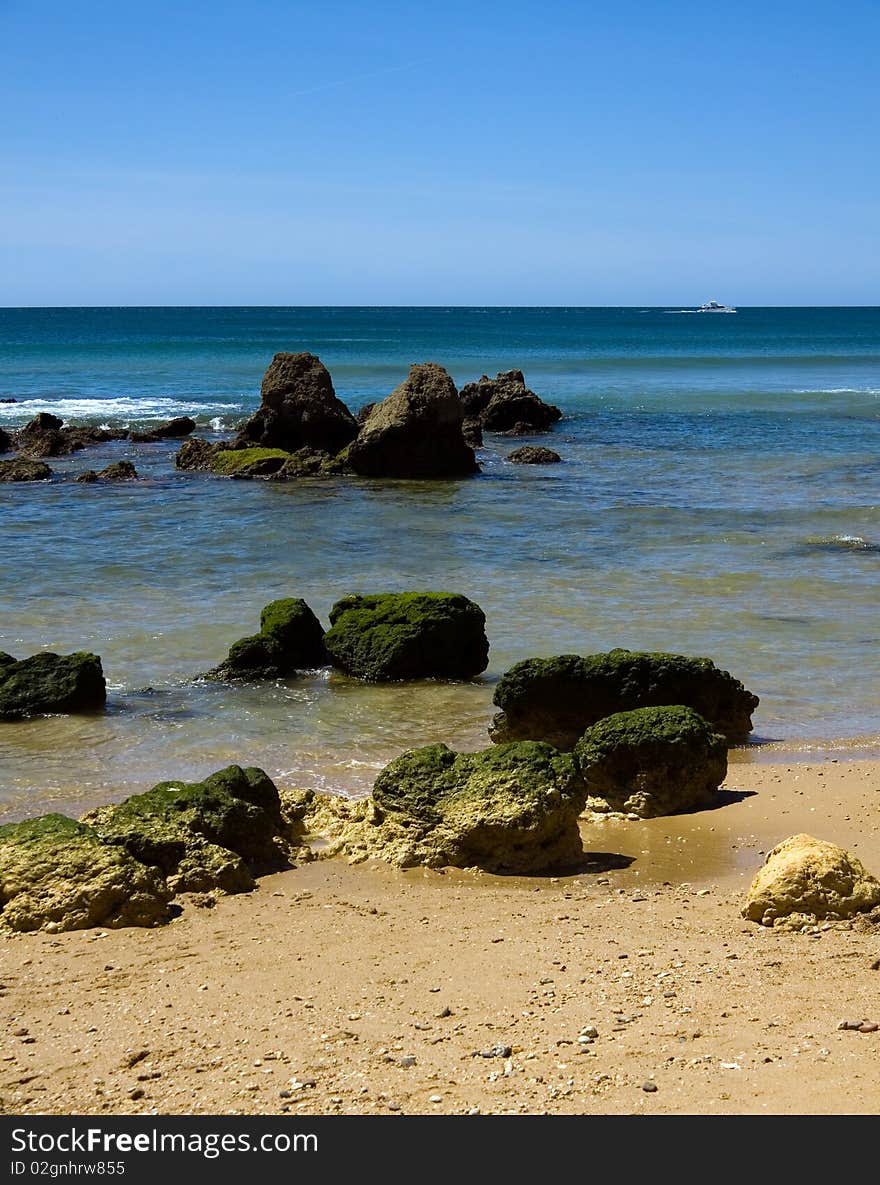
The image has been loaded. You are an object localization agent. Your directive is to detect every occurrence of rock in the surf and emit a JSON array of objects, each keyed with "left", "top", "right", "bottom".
[
  {"left": 175, "top": 438, "right": 227, "bottom": 470},
  {"left": 574, "top": 705, "right": 728, "bottom": 817},
  {"left": 0, "top": 427, "right": 11, "bottom": 454},
  {"left": 459, "top": 370, "right": 562, "bottom": 434},
  {"left": 0, "top": 651, "right": 106, "bottom": 720},
  {"left": 130, "top": 416, "right": 197, "bottom": 443},
  {"left": 0, "top": 458, "right": 53, "bottom": 482},
  {"left": 86, "top": 765, "right": 290, "bottom": 894},
  {"left": 490, "top": 649, "right": 759, "bottom": 749},
  {"left": 743, "top": 834, "right": 880, "bottom": 928},
  {"left": 346, "top": 363, "right": 478, "bottom": 478},
  {"left": 0, "top": 814, "right": 173, "bottom": 933},
  {"left": 323, "top": 592, "right": 489, "bottom": 681},
  {"left": 292, "top": 740, "right": 585, "bottom": 873},
  {"left": 210, "top": 598, "right": 327, "bottom": 680},
  {"left": 508, "top": 446, "right": 561, "bottom": 464},
  {"left": 237, "top": 352, "right": 358, "bottom": 455}
]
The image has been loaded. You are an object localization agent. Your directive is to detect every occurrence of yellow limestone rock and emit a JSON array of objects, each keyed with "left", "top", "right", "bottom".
[{"left": 743, "top": 833, "right": 880, "bottom": 928}]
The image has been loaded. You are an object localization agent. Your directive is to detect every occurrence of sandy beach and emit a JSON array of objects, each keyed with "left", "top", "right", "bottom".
[{"left": 3, "top": 755, "right": 880, "bottom": 1117}]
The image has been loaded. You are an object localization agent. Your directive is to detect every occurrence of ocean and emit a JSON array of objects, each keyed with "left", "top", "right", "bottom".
[{"left": 1, "top": 306, "right": 878, "bottom": 821}]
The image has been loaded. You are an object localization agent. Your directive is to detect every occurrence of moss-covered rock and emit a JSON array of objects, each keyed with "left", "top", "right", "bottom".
[
  {"left": 743, "top": 834, "right": 880, "bottom": 928},
  {"left": 0, "top": 814, "right": 172, "bottom": 933},
  {"left": 86, "top": 765, "right": 290, "bottom": 894},
  {"left": 0, "top": 458, "right": 53, "bottom": 482},
  {"left": 574, "top": 705, "right": 727, "bottom": 818},
  {"left": 292, "top": 740, "right": 585, "bottom": 873},
  {"left": 175, "top": 438, "right": 228, "bottom": 471},
  {"left": 491, "top": 649, "right": 758, "bottom": 748},
  {"left": 324, "top": 592, "right": 489, "bottom": 681},
  {"left": 0, "top": 651, "right": 106, "bottom": 720},
  {"left": 210, "top": 598, "right": 327, "bottom": 680},
  {"left": 210, "top": 447, "right": 292, "bottom": 477}
]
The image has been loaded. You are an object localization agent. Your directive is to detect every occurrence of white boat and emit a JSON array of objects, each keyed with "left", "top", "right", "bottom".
[
  {"left": 696, "top": 300, "right": 736, "bottom": 313},
  {"left": 665, "top": 300, "right": 737, "bottom": 314}
]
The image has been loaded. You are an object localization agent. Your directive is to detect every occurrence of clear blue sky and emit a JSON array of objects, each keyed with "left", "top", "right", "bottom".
[{"left": 1, "top": 0, "right": 877, "bottom": 305}]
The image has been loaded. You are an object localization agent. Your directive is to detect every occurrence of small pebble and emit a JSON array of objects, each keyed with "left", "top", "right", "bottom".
[
  {"left": 858, "top": 1022, "right": 878, "bottom": 1034},
  {"left": 642, "top": 1082, "right": 658, "bottom": 1093},
  {"left": 398, "top": 1056, "right": 417, "bottom": 1068}
]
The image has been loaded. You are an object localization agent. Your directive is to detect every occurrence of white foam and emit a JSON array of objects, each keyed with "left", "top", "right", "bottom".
[{"left": 0, "top": 396, "right": 244, "bottom": 422}]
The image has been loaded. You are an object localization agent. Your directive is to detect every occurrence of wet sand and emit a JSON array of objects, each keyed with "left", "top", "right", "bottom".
[{"left": 2, "top": 758, "right": 880, "bottom": 1116}]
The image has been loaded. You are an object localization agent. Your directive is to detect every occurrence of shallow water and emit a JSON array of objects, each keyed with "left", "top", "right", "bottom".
[{"left": 1, "top": 307, "right": 879, "bottom": 821}]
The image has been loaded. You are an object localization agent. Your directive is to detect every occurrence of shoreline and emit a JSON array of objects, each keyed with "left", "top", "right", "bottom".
[{"left": 3, "top": 757, "right": 880, "bottom": 1116}]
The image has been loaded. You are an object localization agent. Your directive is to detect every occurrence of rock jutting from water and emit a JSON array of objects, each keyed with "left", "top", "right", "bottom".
[
  {"left": 75, "top": 461, "right": 139, "bottom": 483},
  {"left": 346, "top": 363, "right": 478, "bottom": 478},
  {"left": 743, "top": 834, "right": 880, "bottom": 928},
  {"left": 489, "top": 649, "right": 759, "bottom": 749},
  {"left": 0, "top": 651, "right": 107, "bottom": 720},
  {"left": 0, "top": 427, "right": 11, "bottom": 453},
  {"left": 508, "top": 446, "right": 562, "bottom": 464},
  {"left": 323, "top": 592, "right": 489, "bottom": 681},
  {"left": 13, "top": 414, "right": 128, "bottom": 458},
  {"left": 129, "top": 416, "right": 197, "bottom": 442},
  {"left": 0, "top": 458, "right": 53, "bottom": 482},
  {"left": 574, "top": 705, "right": 728, "bottom": 818},
  {"left": 289, "top": 740, "right": 586, "bottom": 873},
  {"left": 459, "top": 370, "right": 563, "bottom": 437},
  {"left": 236, "top": 352, "right": 359, "bottom": 455},
  {"left": 209, "top": 598, "right": 327, "bottom": 680}
]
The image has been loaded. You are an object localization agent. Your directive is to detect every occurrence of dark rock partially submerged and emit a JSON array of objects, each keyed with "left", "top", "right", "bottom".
[
  {"left": 130, "top": 416, "right": 197, "bottom": 443},
  {"left": 459, "top": 370, "right": 562, "bottom": 434},
  {"left": 575, "top": 705, "right": 728, "bottom": 818},
  {"left": 76, "top": 461, "right": 138, "bottom": 482},
  {"left": 0, "top": 651, "right": 106, "bottom": 720},
  {"left": 210, "top": 598, "right": 327, "bottom": 680},
  {"left": 508, "top": 446, "right": 561, "bottom": 464},
  {"left": 347, "top": 363, "right": 478, "bottom": 478},
  {"left": 324, "top": 592, "right": 489, "bottom": 681},
  {"left": 490, "top": 649, "right": 759, "bottom": 748},
  {"left": 237, "top": 352, "right": 358, "bottom": 455},
  {"left": 0, "top": 458, "right": 53, "bottom": 482},
  {"left": 14, "top": 415, "right": 128, "bottom": 457},
  {"left": 175, "top": 438, "right": 228, "bottom": 471},
  {"left": 0, "top": 427, "right": 11, "bottom": 453}
]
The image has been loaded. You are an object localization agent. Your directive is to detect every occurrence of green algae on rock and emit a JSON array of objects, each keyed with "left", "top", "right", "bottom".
[
  {"left": 86, "top": 764, "right": 293, "bottom": 894},
  {"left": 290, "top": 740, "right": 586, "bottom": 873},
  {"left": 490, "top": 649, "right": 759, "bottom": 749},
  {"left": 0, "top": 814, "right": 172, "bottom": 933},
  {"left": 743, "top": 834, "right": 880, "bottom": 929},
  {"left": 574, "top": 705, "right": 728, "bottom": 818},
  {"left": 210, "top": 597, "right": 327, "bottom": 680},
  {"left": 0, "top": 651, "right": 106, "bottom": 720},
  {"left": 0, "top": 458, "right": 53, "bottom": 482},
  {"left": 324, "top": 592, "right": 489, "bottom": 681}
]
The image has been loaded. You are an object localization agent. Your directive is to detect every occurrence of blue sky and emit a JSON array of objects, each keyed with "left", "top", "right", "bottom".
[{"left": 1, "top": 0, "right": 877, "bottom": 305}]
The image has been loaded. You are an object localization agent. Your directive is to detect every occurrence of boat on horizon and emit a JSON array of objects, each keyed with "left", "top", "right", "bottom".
[{"left": 666, "top": 300, "right": 737, "bottom": 314}]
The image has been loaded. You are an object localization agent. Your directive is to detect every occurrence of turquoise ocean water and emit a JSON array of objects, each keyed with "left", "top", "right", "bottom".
[{"left": 1, "top": 306, "right": 878, "bottom": 820}]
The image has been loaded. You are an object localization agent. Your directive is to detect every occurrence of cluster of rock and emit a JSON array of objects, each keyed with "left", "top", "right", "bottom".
[
  {"left": 211, "top": 592, "right": 489, "bottom": 683},
  {"left": 290, "top": 701, "right": 729, "bottom": 874},
  {"left": 459, "top": 369, "right": 562, "bottom": 440},
  {"left": 0, "top": 765, "right": 308, "bottom": 932},
  {"left": 176, "top": 353, "right": 564, "bottom": 482},
  {"left": 0, "top": 412, "right": 196, "bottom": 482},
  {"left": 0, "top": 651, "right": 106, "bottom": 720},
  {"left": 489, "top": 649, "right": 759, "bottom": 748}
]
